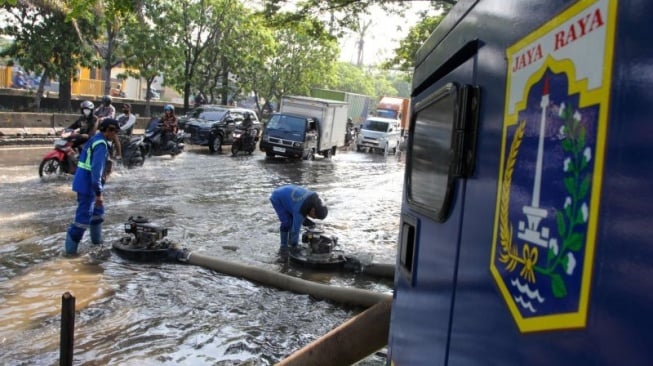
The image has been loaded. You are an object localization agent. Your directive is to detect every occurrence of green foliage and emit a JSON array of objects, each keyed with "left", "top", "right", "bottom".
[
  {"left": 246, "top": 14, "right": 339, "bottom": 107},
  {"left": 261, "top": 0, "right": 455, "bottom": 36},
  {"left": 0, "top": 3, "right": 99, "bottom": 110},
  {"left": 382, "top": 14, "right": 445, "bottom": 72},
  {"left": 318, "top": 62, "right": 410, "bottom": 99},
  {"left": 1, "top": 0, "right": 446, "bottom": 110}
]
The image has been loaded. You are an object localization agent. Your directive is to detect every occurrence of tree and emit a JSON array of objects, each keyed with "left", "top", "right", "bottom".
[
  {"left": 120, "top": 1, "right": 177, "bottom": 116},
  {"left": 190, "top": 1, "right": 274, "bottom": 107},
  {"left": 382, "top": 13, "right": 445, "bottom": 72},
  {"left": 261, "top": 0, "right": 455, "bottom": 35},
  {"left": 92, "top": 0, "right": 138, "bottom": 96},
  {"left": 0, "top": 3, "right": 98, "bottom": 111},
  {"left": 321, "top": 62, "right": 375, "bottom": 96},
  {"left": 162, "top": 0, "right": 232, "bottom": 111},
  {"left": 248, "top": 16, "right": 338, "bottom": 111}
]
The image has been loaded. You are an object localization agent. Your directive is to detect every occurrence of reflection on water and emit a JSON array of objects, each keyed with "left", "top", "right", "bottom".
[{"left": 0, "top": 146, "right": 403, "bottom": 364}]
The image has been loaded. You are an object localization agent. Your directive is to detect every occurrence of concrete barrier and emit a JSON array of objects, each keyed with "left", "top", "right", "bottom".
[{"left": 0, "top": 112, "right": 152, "bottom": 138}]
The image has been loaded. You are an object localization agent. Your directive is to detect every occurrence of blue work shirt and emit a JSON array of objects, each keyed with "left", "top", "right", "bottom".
[
  {"left": 72, "top": 132, "right": 109, "bottom": 196},
  {"left": 270, "top": 184, "right": 317, "bottom": 236}
]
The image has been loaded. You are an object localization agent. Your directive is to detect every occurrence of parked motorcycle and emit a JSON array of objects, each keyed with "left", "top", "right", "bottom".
[
  {"left": 39, "top": 128, "right": 112, "bottom": 183},
  {"left": 143, "top": 118, "right": 184, "bottom": 157},
  {"left": 231, "top": 127, "right": 258, "bottom": 156}
]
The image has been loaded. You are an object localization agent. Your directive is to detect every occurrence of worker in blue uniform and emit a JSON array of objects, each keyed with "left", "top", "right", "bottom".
[
  {"left": 270, "top": 184, "right": 328, "bottom": 251},
  {"left": 64, "top": 118, "right": 120, "bottom": 256}
]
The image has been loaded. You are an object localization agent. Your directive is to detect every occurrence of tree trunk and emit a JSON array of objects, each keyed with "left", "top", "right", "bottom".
[{"left": 221, "top": 68, "right": 229, "bottom": 106}]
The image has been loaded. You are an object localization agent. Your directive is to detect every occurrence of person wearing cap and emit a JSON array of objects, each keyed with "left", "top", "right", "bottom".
[
  {"left": 64, "top": 118, "right": 120, "bottom": 256},
  {"left": 269, "top": 184, "right": 328, "bottom": 251}
]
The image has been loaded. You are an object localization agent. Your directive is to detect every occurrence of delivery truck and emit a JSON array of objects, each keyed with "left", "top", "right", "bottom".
[
  {"left": 389, "top": 0, "right": 653, "bottom": 365},
  {"left": 259, "top": 96, "right": 348, "bottom": 160},
  {"left": 310, "top": 88, "right": 372, "bottom": 125},
  {"left": 375, "top": 96, "right": 410, "bottom": 134}
]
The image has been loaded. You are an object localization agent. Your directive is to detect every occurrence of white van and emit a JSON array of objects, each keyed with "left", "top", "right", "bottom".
[{"left": 355, "top": 116, "right": 401, "bottom": 154}]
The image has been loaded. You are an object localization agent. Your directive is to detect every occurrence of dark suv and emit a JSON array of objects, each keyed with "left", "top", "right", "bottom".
[{"left": 181, "top": 105, "right": 261, "bottom": 153}]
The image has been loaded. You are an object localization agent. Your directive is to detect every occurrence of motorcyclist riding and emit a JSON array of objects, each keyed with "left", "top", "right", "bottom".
[
  {"left": 240, "top": 112, "right": 255, "bottom": 144},
  {"left": 116, "top": 103, "right": 136, "bottom": 136},
  {"left": 94, "top": 95, "right": 116, "bottom": 123},
  {"left": 67, "top": 100, "right": 99, "bottom": 154},
  {"left": 161, "top": 104, "right": 178, "bottom": 150}
]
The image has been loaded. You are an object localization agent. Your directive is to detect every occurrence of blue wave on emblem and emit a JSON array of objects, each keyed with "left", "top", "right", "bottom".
[
  {"left": 510, "top": 278, "right": 545, "bottom": 303},
  {"left": 514, "top": 295, "right": 537, "bottom": 313}
]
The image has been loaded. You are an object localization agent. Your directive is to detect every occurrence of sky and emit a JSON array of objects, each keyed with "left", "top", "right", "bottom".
[{"left": 338, "top": 1, "right": 435, "bottom": 66}]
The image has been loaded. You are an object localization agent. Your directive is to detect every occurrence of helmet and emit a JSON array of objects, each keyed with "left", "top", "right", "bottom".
[
  {"left": 80, "top": 100, "right": 94, "bottom": 111},
  {"left": 164, "top": 104, "right": 174, "bottom": 112},
  {"left": 101, "top": 95, "right": 112, "bottom": 105}
]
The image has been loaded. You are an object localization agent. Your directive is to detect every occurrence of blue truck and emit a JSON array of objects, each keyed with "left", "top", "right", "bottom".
[{"left": 388, "top": 0, "right": 653, "bottom": 365}]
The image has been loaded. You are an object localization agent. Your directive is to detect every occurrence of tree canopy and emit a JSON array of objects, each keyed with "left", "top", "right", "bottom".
[{"left": 0, "top": 0, "right": 455, "bottom": 112}]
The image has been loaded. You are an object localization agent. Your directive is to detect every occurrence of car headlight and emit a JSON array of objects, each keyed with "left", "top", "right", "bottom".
[{"left": 293, "top": 141, "right": 303, "bottom": 148}]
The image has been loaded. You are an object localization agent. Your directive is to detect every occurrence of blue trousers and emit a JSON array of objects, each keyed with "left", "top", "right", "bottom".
[
  {"left": 270, "top": 197, "right": 297, "bottom": 246},
  {"left": 66, "top": 193, "right": 104, "bottom": 253}
]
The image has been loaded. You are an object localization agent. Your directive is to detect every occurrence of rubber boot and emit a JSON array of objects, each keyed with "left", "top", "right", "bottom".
[
  {"left": 65, "top": 233, "right": 79, "bottom": 256},
  {"left": 280, "top": 231, "right": 289, "bottom": 248},
  {"left": 90, "top": 224, "right": 103, "bottom": 245}
]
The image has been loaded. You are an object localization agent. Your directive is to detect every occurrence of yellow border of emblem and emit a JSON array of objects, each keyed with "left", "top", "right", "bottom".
[{"left": 490, "top": 0, "right": 618, "bottom": 332}]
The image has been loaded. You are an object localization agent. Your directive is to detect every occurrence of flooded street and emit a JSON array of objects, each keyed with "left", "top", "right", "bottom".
[{"left": 0, "top": 144, "right": 404, "bottom": 365}]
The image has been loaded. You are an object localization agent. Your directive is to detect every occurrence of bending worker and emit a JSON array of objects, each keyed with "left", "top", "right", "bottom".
[
  {"left": 270, "top": 184, "right": 328, "bottom": 251},
  {"left": 64, "top": 119, "right": 120, "bottom": 256}
]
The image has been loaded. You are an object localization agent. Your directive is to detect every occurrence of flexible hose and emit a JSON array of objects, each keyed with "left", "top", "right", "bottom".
[{"left": 185, "top": 252, "right": 391, "bottom": 308}]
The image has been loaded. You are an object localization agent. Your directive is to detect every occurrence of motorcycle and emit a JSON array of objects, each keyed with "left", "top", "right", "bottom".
[
  {"left": 231, "top": 127, "right": 258, "bottom": 156},
  {"left": 118, "top": 133, "right": 146, "bottom": 168},
  {"left": 143, "top": 118, "right": 184, "bottom": 157},
  {"left": 38, "top": 128, "right": 82, "bottom": 179},
  {"left": 39, "top": 128, "right": 112, "bottom": 183},
  {"left": 345, "top": 126, "right": 357, "bottom": 146}
]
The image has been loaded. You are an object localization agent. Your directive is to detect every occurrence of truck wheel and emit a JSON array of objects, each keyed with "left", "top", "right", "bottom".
[
  {"left": 209, "top": 135, "right": 223, "bottom": 154},
  {"left": 356, "top": 145, "right": 363, "bottom": 152},
  {"left": 323, "top": 149, "right": 332, "bottom": 159}
]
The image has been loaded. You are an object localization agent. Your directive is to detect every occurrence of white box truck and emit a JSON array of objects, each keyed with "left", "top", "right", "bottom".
[{"left": 260, "top": 96, "right": 348, "bottom": 160}]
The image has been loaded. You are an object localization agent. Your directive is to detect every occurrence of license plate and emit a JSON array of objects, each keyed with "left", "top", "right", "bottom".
[{"left": 273, "top": 146, "right": 286, "bottom": 153}]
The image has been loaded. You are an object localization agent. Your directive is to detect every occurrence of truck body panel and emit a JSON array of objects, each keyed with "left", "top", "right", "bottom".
[
  {"left": 259, "top": 96, "right": 348, "bottom": 159},
  {"left": 389, "top": 0, "right": 653, "bottom": 365},
  {"left": 311, "top": 88, "right": 372, "bottom": 125}
]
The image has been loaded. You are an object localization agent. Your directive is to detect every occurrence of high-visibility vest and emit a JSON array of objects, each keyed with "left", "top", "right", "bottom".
[{"left": 77, "top": 139, "right": 107, "bottom": 171}]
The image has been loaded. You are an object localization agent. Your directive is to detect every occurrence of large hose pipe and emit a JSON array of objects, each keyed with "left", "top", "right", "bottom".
[
  {"left": 185, "top": 252, "right": 391, "bottom": 308},
  {"left": 361, "top": 262, "right": 395, "bottom": 279},
  {"left": 276, "top": 297, "right": 392, "bottom": 366}
]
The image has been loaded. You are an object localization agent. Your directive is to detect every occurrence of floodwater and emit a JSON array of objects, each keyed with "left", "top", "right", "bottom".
[{"left": 0, "top": 144, "right": 404, "bottom": 365}]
